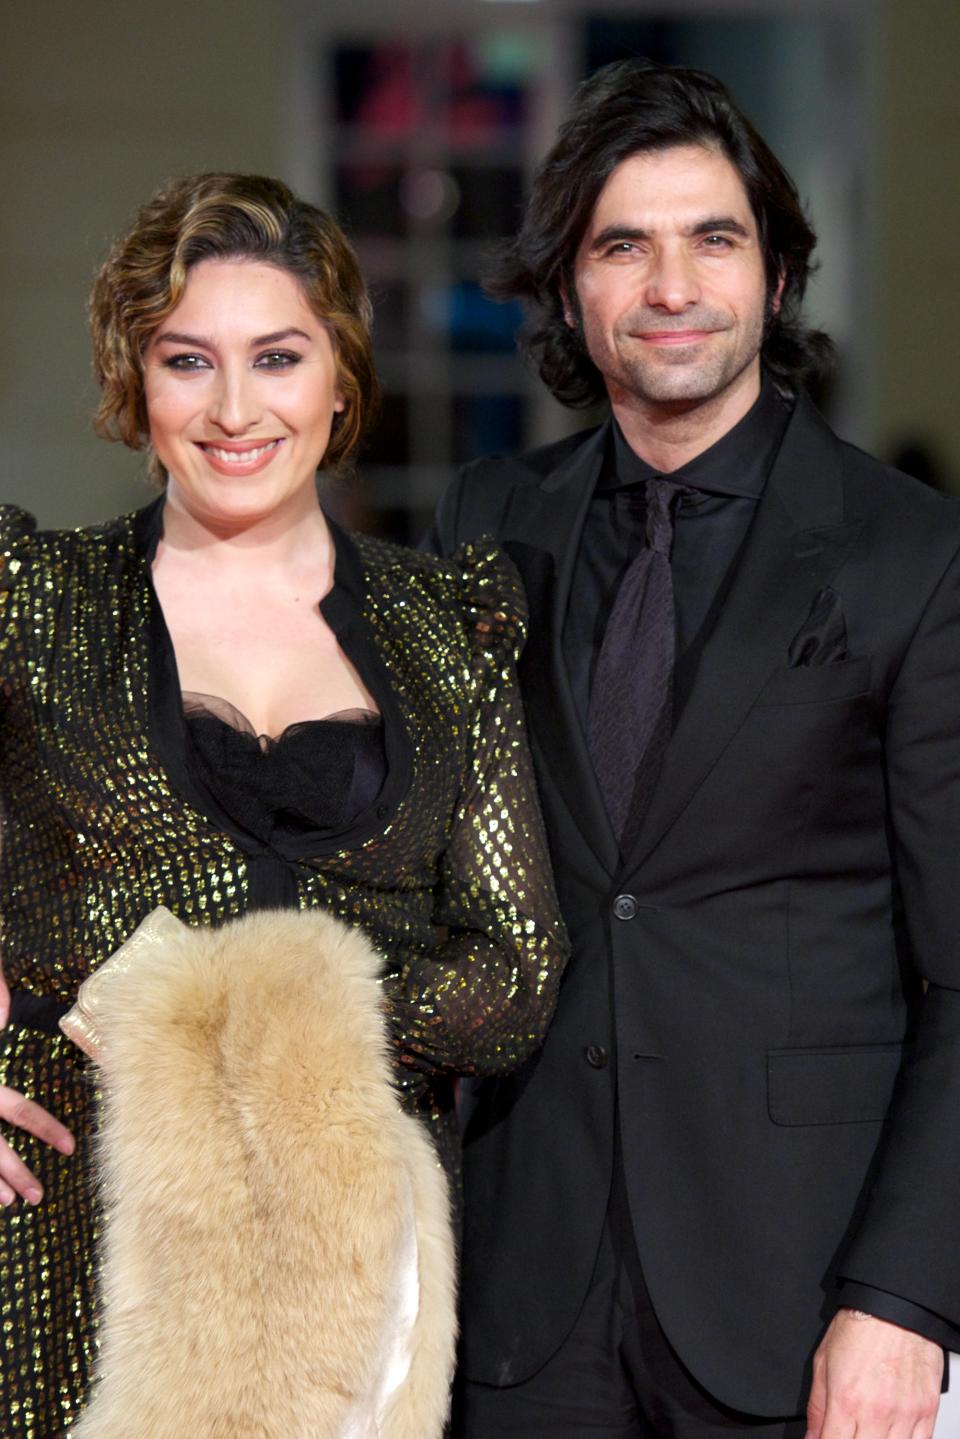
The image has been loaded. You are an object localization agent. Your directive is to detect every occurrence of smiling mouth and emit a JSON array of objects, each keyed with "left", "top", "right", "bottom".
[
  {"left": 636, "top": 330, "right": 716, "bottom": 345},
  {"left": 198, "top": 439, "right": 283, "bottom": 465}
]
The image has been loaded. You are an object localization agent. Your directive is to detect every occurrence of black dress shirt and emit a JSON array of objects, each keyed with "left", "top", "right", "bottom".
[
  {"left": 561, "top": 373, "right": 960, "bottom": 1359},
  {"left": 562, "top": 374, "right": 790, "bottom": 727}
]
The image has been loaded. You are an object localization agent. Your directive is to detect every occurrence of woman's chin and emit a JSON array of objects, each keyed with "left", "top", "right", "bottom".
[{"left": 164, "top": 470, "right": 321, "bottom": 532}]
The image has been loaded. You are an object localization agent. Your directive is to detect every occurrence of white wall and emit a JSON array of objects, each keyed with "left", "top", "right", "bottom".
[
  {"left": 0, "top": 0, "right": 288, "bottom": 527},
  {"left": 871, "top": 0, "right": 960, "bottom": 489}
]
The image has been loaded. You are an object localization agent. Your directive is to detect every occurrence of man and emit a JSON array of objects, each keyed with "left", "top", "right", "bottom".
[{"left": 429, "top": 58, "right": 960, "bottom": 1439}]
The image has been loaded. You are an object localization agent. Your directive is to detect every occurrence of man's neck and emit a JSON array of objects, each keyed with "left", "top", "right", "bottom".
[{"left": 610, "top": 364, "right": 762, "bottom": 473}]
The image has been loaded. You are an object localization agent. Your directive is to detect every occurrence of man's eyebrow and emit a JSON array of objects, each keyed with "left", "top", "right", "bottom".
[
  {"left": 588, "top": 216, "right": 751, "bottom": 249},
  {"left": 589, "top": 226, "right": 652, "bottom": 250},
  {"left": 687, "top": 217, "right": 751, "bottom": 238}
]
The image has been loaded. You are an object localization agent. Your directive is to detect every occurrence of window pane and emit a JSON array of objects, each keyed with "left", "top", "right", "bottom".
[
  {"left": 449, "top": 166, "right": 524, "bottom": 240},
  {"left": 361, "top": 393, "right": 410, "bottom": 466},
  {"left": 335, "top": 162, "right": 406, "bottom": 237},
  {"left": 334, "top": 43, "right": 419, "bottom": 134},
  {"left": 452, "top": 395, "right": 525, "bottom": 463}
]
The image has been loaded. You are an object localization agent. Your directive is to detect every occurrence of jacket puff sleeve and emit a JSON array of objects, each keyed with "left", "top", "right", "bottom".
[
  {"left": 0, "top": 506, "right": 37, "bottom": 679},
  {"left": 382, "top": 541, "right": 569, "bottom": 1080}
]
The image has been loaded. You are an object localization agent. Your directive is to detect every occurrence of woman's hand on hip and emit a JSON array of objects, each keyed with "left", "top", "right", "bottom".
[
  {"left": 0, "top": 969, "right": 76, "bottom": 1205},
  {"left": 0, "top": 1088, "right": 75, "bottom": 1206}
]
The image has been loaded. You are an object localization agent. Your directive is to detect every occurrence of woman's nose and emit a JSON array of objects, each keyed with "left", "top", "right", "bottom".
[{"left": 207, "top": 367, "right": 262, "bottom": 434}]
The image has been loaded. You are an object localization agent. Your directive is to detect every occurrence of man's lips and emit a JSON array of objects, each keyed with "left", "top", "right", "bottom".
[
  {"left": 634, "top": 330, "right": 717, "bottom": 346},
  {"left": 195, "top": 438, "right": 284, "bottom": 475}
]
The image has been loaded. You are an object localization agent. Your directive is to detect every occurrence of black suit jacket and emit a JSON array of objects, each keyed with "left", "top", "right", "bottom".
[{"left": 428, "top": 395, "right": 960, "bottom": 1416}]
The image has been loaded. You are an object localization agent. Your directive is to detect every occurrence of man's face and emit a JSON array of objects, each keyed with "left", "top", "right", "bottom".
[{"left": 570, "top": 144, "right": 778, "bottom": 414}]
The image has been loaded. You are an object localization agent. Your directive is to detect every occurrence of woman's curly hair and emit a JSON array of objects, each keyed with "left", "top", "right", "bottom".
[
  {"left": 489, "top": 58, "right": 834, "bottom": 406},
  {"left": 89, "top": 172, "right": 378, "bottom": 479}
]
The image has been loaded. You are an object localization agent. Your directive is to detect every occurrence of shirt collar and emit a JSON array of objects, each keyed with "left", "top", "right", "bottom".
[{"left": 604, "top": 372, "right": 792, "bottom": 499}]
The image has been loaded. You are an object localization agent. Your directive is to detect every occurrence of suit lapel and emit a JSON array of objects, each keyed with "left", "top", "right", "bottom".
[
  {"left": 502, "top": 426, "right": 620, "bottom": 872},
  {"left": 621, "top": 396, "right": 862, "bottom": 877}
]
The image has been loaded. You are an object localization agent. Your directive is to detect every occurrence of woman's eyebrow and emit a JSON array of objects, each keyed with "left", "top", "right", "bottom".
[
  {"left": 249, "top": 327, "right": 312, "bottom": 347},
  {"left": 151, "top": 327, "right": 312, "bottom": 348},
  {"left": 151, "top": 330, "right": 214, "bottom": 348}
]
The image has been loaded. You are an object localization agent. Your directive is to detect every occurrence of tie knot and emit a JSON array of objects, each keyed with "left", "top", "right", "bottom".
[{"left": 645, "top": 477, "right": 682, "bottom": 556}]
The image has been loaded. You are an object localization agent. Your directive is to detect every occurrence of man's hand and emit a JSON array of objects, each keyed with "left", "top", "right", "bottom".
[{"left": 807, "top": 1308, "right": 943, "bottom": 1439}]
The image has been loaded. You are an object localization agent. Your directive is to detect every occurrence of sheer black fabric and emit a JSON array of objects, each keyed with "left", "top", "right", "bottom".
[{"left": 182, "top": 694, "right": 387, "bottom": 847}]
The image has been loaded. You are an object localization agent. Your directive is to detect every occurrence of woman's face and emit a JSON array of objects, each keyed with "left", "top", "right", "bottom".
[{"left": 143, "top": 257, "right": 345, "bottom": 530}]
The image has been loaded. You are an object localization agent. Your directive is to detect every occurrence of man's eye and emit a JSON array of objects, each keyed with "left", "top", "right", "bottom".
[
  {"left": 163, "top": 353, "right": 210, "bottom": 371},
  {"left": 701, "top": 234, "right": 733, "bottom": 249},
  {"left": 255, "top": 350, "right": 301, "bottom": 369}
]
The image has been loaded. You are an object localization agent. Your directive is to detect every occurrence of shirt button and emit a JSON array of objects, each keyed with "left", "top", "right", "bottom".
[
  {"left": 613, "top": 893, "right": 638, "bottom": 921},
  {"left": 585, "top": 1044, "right": 608, "bottom": 1069},
  {"left": 376, "top": 804, "right": 390, "bottom": 819}
]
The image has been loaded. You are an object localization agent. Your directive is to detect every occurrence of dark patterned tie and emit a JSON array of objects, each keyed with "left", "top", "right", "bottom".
[{"left": 588, "top": 477, "right": 684, "bottom": 849}]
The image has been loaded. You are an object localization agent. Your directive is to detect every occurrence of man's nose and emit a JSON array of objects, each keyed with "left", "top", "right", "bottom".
[
  {"left": 643, "top": 247, "right": 700, "bottom": 312},
  {"left": 207, "top": 366, "right": 262, "bottom": 434}
]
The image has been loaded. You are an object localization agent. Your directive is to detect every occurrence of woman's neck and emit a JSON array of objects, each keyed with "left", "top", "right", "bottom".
[{"left": 158, "top": 483, "right": 334, "bottom": 583}]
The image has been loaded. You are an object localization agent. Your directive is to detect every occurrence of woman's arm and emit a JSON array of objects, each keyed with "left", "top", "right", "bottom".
[
  {"left": 0, "top": 508, "right": 76, "bottom": 1200},
  {"left": 382, "top": 544, "right": 568, "bottom": 1080}
]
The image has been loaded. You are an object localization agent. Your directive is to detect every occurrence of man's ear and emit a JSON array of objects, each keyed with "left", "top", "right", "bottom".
[
  {"left": 771, "top": 271, "right": 786, "bottom": 316},
  {"left": 560, "top": 283, "right": 576, "bottom": 329}
]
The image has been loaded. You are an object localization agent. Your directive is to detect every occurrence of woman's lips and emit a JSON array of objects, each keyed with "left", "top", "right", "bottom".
[{"left": 195, "top": 438, "right": 284, "bottom": 475}]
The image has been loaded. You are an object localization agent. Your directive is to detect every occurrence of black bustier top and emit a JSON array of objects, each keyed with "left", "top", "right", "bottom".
[{"left": 182, "top": 696, "right": 387, "bottom": 849}]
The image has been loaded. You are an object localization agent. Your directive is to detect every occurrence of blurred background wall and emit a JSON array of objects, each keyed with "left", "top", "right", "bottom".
[{"left": 1, "top": 0, "right": 958, "bottom": 538}]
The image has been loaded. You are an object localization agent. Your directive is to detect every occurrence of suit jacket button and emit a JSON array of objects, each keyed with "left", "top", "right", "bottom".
[
  {"left": 585, "top": 1044, "right": 608, "bottom": 1069},
  {"left": 613, "top": 893, "right": 638, "bottom": 921}
]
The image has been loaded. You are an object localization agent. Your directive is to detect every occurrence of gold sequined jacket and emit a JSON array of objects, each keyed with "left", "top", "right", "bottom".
[{"left": 0, "top": 498, "right": 567, "bottom": 1436}]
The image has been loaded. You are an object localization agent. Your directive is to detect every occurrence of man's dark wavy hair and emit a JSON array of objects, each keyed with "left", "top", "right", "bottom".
[{"left": 490, "top": 58, "right": 834, "bottom": 406}]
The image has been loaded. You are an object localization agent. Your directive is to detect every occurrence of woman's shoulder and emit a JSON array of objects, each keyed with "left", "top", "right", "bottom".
[
  {"left": 0, "top": 505, "right": 38, "bottom": 588},
  {"left": 351, "top": 530, "right": 527, "bottom": 658},
  {"left": 0, "top": 504, "right": 141, "bottom": 593}
]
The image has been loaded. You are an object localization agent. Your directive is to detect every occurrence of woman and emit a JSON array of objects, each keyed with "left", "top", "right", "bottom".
[{"left": 0, "top": 173, "right": 567, "bottom": 1433}]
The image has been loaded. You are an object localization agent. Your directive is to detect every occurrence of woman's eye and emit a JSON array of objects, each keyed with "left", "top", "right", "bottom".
[
  {"left": 163, "top": 353, "right": 210, "bottom": 372},
  {"left": 255, "top": 350, "right": 301, "bottom": 370}
]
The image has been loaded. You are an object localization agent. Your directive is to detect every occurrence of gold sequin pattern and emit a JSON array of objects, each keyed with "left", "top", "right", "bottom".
[{"left": 0, "top": 505, "right": 568, "bottom": 1433}]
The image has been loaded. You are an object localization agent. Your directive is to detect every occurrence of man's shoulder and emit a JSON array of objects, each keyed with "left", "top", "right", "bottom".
[
  {"left": 460, "top": 424, "right": 604, "bottom": 488},
  {"left": 837, "top": 433, "right": 960, "bottom": 535},
  {"left": 793, "top": 395, "right": 960, "bottom": 541},
  {"left": 427, "top": 423, "right": 605, "bottom": 553}
]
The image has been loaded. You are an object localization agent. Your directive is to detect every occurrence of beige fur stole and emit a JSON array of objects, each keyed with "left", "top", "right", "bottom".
[{"left": 64, "top": 907, "right": 456, "bottom": 1439}]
